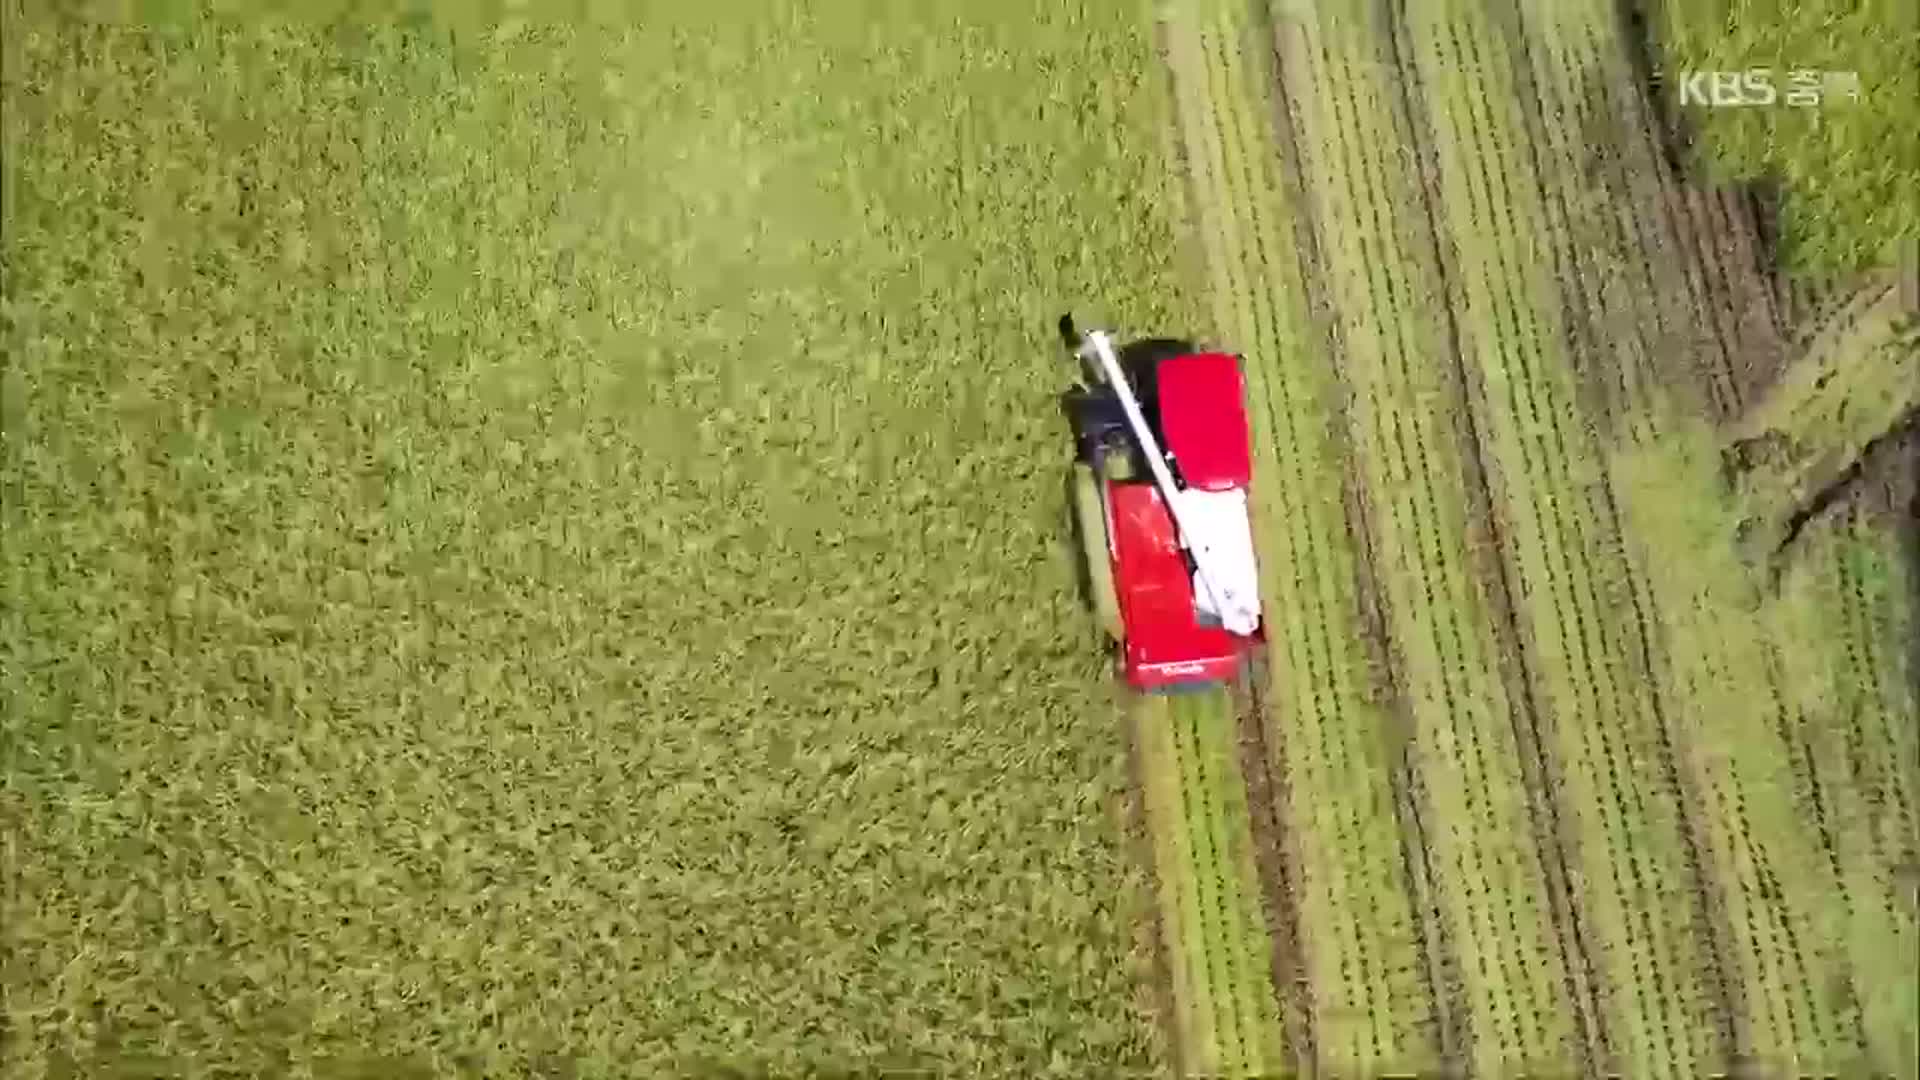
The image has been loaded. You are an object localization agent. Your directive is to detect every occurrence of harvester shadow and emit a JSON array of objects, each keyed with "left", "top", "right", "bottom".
[{"left": 1061, "top": 464, "right": 1100, "bottom": 621}]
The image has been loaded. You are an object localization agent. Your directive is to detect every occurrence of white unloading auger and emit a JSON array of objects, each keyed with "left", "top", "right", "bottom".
[{"left": 1076, "top": 328, "right": 1263, "bottom": 638}]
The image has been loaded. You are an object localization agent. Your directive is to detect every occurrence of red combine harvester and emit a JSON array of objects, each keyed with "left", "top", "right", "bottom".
[{"left": 1059, "top": 316, "right": 1264, "bottom": 692}]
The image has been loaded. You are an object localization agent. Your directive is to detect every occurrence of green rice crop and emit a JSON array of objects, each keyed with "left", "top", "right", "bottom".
[{"left": 1, "top": 7, "right": 1187, "bottom": 1074}]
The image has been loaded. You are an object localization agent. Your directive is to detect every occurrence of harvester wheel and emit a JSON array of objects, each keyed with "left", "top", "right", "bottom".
[{"left": 1070, "top": 462, "right": 1122, "bottom": 641}]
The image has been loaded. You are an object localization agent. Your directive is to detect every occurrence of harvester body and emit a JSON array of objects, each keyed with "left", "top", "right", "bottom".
[{"left": 1063, "top": 325, "right": 1264, "bottom": 691}]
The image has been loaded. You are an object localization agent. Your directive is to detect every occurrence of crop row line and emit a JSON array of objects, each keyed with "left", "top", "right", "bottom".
[
  {"left": 1137, "top": 694, "right": 1219, "bottom": 1072},
  {"left": 1617, "top": 426, "right": 1867, "bottom": 1067},
  {"left": 1418, "top": 7, "right": 1667, "bottom": 1069},
  {"left": 1551, "top": 0, "right": 1763, "bottom": 429},
  {"left": 1835, "top": 508, "right": 1920, "bottom": 910},
  {"left": 1262, "top": 5, "right": 1478, "bottom": 1068},
  {"left": 1832, "top": 499, "right": 1920, "bottom": 1068},
  {"left": 1327, "top": 10, "right": 1556, "bottom": 1066},
  {"left": 1401, "top": 5, "right": 1651, "bottom": 1069},
  {"left": 1229, "top": 647, "right": 1315, "bottom": 1067},
  {"left": 1188, "top": 26, "right": 1343, "bottom": 1069},
  {"left": 1160, "top": 20, "right": 1301, "bottom": 1072},
  {"left": 1518, "top": 24, "right": 1664, "bottom": 444},
  {"left": 1137, "top": 691, "right": 1287, "bottom": 1075},
  {"left": 1502, "top": 4, "right": 1854, "bottom": 1064}
]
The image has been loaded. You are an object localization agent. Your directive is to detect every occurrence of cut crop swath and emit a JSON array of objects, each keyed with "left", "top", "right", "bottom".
[
  {"left": 1134, "top": 691, "right": 1286, "bottom": 1075},
  {"left": 1159, "top": 0, "right": 1437, "bottom": 1069},
  {"left": 1280, "top": 4, "right": 1582, "bottom": 1071},
  {"left": 1401, "top": 3, "right": 1751, "bottom": 1073}
]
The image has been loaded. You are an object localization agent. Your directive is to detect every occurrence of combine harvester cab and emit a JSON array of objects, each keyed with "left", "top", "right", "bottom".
[{"left": 1060, "top": 318, "right": 1265, "bottom": 693}]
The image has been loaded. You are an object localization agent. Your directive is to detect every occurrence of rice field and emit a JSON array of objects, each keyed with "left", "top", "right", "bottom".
[
  {"left": 2, "top": 6, "right": 1186, "bottom": 1074},
  {"left": 4, "top": 1, "right": 1915, "bottom": 1078}
]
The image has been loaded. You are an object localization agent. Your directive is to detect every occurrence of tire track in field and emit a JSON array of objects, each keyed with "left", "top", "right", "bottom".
[
  {"left": 1391, "top": 5, "right": 1650, "bottom": 1068},
  {"left": 1443, "top": 0, "right": 1881, "bottom": 1060},
  {"left": 1195, "top": 46, "right": 1326, "bottom": 1069},
  {"left": 1171, "top": 48, "right": 1319, "bottom": 1064},
  {"left": 1257, "top": 8, "right": 1470, "bottom": 1064},
  {"left": 1120, "top": 692, "right": 1185, "bottom": 1077},
  {"left": 1738, "top": 475, "right": 1907, "bottom": 1064},
  {"left": 1561, "top": 6, "right": 1722, "bottom": 435},
  {"left": 1134, "top": 696, "right": 1209, "bottom": 1072},
  {"left": 1163, "top": 2, "right": 1440, "bottom": 1069},
  {"left": 1266, "top": 8, "right": 1479, "bottom": 1066},
  {"left": 1512, "top": 8, "right": 1827, "bottom": 1060},
  {"left": 1229, "top": 647, "right": 1314, "bottom": 1070},
  {"left": 1188, "top": 10, "right": 1400, "bottom": 1067},
  {"left": 1403, "top": 0, "right": 1827, "bottom": 1070},
  {"left": 1163, "top": 24, "right": 1300, "bottom": 1076},
  {"left": 1170, "top": 692, "right": 1257, "bottom": 1074},
  {"left": 1322, "top": 14, "right": 1560, "bottom": 1068}
]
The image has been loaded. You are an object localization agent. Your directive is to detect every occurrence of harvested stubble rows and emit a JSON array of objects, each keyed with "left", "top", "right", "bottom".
[
  {"left": 1142, "top": 0, "right": 1920, "bottom": 1075},
  {"left": 1129, "top": 686, "right": 1283, "bottom": 1077},
  {"left": 2, "top": 6, "right": 1198, "bottom": 1075}
]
